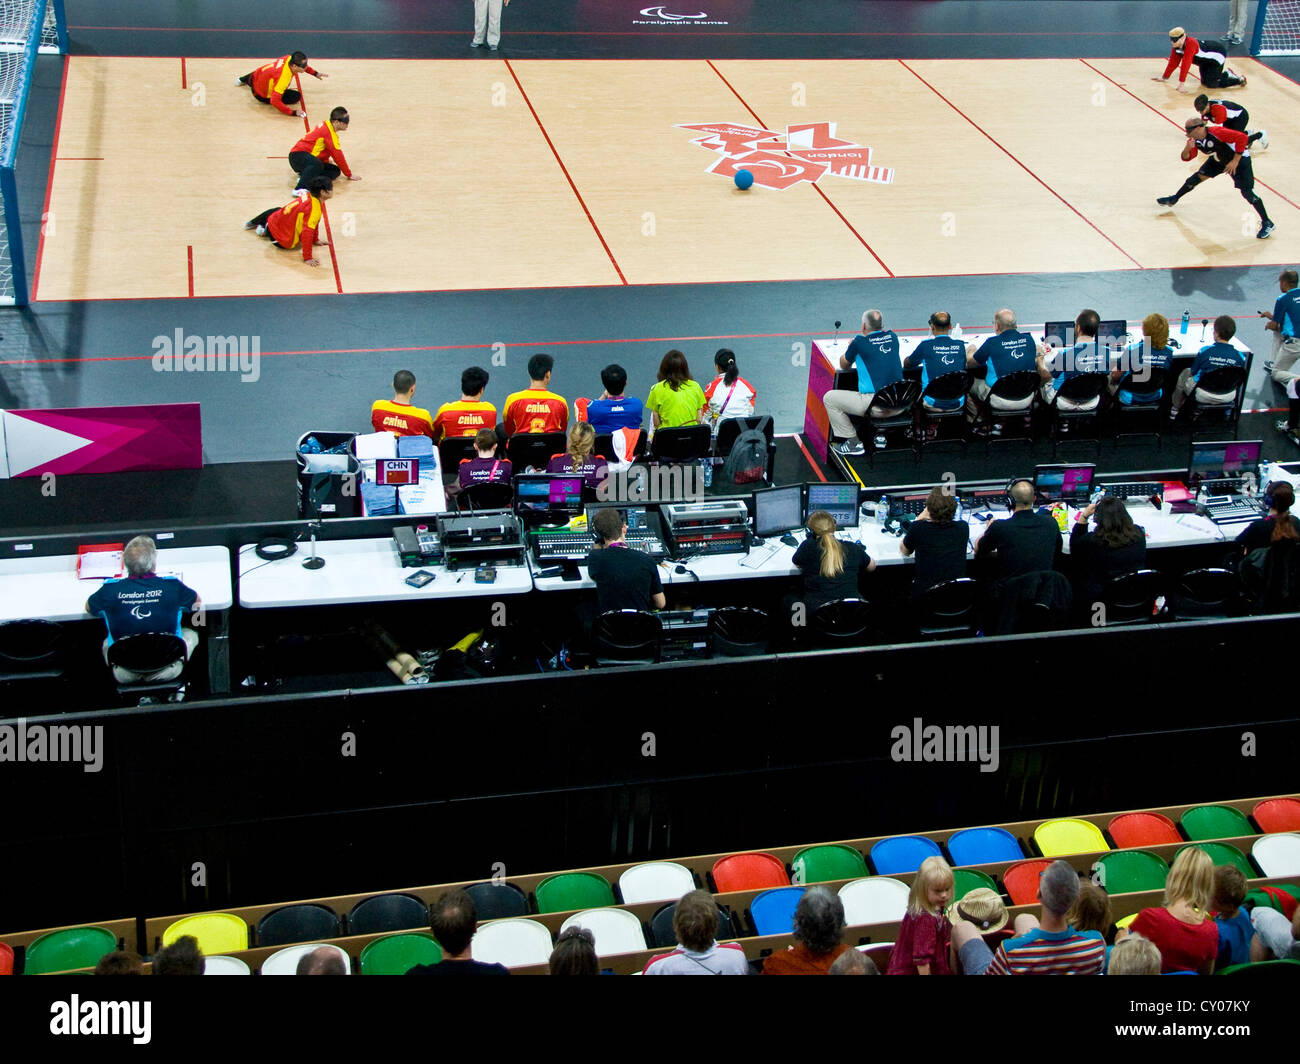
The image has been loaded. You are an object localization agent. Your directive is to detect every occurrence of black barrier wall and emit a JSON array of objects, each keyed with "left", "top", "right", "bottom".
[{"left": 2, "top": 613, "right": 1297, "bottom": 930}]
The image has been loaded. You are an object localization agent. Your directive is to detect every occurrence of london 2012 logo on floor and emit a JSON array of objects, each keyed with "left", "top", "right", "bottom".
[{"left": 676, "top": 121, "right": 895, "bottom": 191}]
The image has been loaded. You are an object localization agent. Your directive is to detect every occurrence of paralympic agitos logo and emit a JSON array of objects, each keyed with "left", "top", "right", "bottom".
[{"left": 635, "top": 7, "right": 728, "bottom": 25}]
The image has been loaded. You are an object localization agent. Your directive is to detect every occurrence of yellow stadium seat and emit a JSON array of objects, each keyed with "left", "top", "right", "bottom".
[
  {"left": 161, "top": 913, "right": 249, "bottom": 955},
  {"left": 1033, "top": 818, "right": 1110, "bottom": 857}
]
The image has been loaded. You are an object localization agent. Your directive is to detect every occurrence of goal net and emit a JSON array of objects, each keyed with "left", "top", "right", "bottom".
[{"left": 1253, "top": 0, "right": 1300, "bottom": 55}]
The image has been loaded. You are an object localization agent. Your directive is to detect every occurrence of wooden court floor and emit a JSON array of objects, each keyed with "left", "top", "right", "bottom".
[{"left": 32, "top": 55, "right": 1300, "bottom": 301}]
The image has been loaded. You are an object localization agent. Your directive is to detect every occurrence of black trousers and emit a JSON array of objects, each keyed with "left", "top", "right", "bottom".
[
  {"left": 289, "top": 151, "right": 340, "bottom": 189},
  {"left": 246, "top": 208, "right": 292, "bottom": 250}
]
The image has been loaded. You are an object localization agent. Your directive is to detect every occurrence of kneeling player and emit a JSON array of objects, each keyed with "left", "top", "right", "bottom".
[{"left": 244, "top": 177, "right": 334, "bottom": 267}]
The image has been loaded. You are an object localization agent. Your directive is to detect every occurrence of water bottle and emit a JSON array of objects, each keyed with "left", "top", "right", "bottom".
[
  {"left": 877, "top": 495, "right": 889, "bottom": 527},
  {"left": 1258, "top": 459, "right": 1270, "bottom": 498},
  {"left": 700, "top": 458, "right": 712, "bottom": 489},
  {"left": 1180, "top": 309, "right": 1190, "bottom": 336},
  {"left": 953, "top": 321, "right": 963, "bottom": 339},
  {"left": 1196, "top": 486, "right": 1208, "bottom": 515}
]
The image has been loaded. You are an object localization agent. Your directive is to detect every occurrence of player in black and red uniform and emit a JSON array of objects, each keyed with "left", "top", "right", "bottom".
[
  {"left": 1193, "top": 94, "right": 1268, "bottom": 149},
  {"left": 1153, "top": 28, "right": 1245, "bottom": 92},
  {"left": 1156, "top": 116, "right": 1272, "bottom": 239}
]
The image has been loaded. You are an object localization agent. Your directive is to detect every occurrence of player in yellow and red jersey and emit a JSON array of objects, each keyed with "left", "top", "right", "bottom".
[
  {"left": 290, "top": 107, "right": 361, "bottom": 190},
  {"left": 432, "top": 367, "right": 497, "bottom": 441},
  {"left": 244, "top": 177, "right": 333, "bottom": 267},
  {"left": 371, "top": 370, "right": 436, "bottom": 438},
  {"left": 503, "top": 354, "right": 568, "bottom": 436},
  {"left": 237, "top": 51, "right": 326, "bottom": 117}
]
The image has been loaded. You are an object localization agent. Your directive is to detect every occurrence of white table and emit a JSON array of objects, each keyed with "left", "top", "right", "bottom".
[
  {"left": 0, "top": 545, "right": 234, "bottom": 692},
  {"left": 238, "top": 537, "right": 532, "bottom": 608}
]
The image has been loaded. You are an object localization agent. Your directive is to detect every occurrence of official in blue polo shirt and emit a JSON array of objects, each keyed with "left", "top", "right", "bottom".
[
  {"left": 86, "top": 535, "right": 201, "bottom": 683},
  {"left": 1110, "top": 312, "right": 1175, "bottom": 406},
  {"left": 827, "top": 308, "right": 904, "bottom": 457},
  {"left": 1263, "top": 269, "right": 1300, "bottom": 390},
  {"left": 1037, "top": 308, "right": 1110, "bottom": 410},
  {"left": 965, "top": 308, "right": 1039, "bottom": 423},
  {"left": 1169, "top": 314, "right": 1246, "bottom": 418},
  {"left": 904, "top": 311, "right": 967, "bottom": 411}
]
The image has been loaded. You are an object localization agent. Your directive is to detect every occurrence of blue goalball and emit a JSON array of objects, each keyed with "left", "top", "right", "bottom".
[{"left": 734, "top": 169, "right": 754, "bottom": 190}]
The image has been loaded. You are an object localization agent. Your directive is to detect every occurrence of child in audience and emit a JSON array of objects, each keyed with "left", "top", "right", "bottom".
[
  {"left": 887, "top": 855, "right": 954, "bottom": 975},
  {"left": 458, "top": 428, "right": 512, "bottom": 489},
  {"left": 1212, "top": 865, "right": 1254, "bottom": 970},
  {"left": 1107, "top": 932, "right": 1162, "bottom": 975},
  {"left": 1069, "top": 879, "right": 1114, "bottom": 971}
]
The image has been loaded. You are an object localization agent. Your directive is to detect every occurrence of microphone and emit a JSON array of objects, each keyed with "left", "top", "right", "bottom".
[
  {"left": 303, "top": 520, "right": 325, "bottom": 570},
  {"left": 833, "top": 320, "right": 841, "bottom": 346},
  {"left": 1201, "top": 319, "right": 1210, "bottom": 342}
]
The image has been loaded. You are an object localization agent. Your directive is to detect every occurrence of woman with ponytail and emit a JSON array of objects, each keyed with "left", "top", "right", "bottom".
[
  {"left": 1236, "top": 480, "right": 1300, "bottom": 554},
  {"left": 792, "top": 510, "right": 875, "bottom": 612},
  {"left": 704, "top": 348, "right": 757, "bottom": 430},
  {"left": 546, "top": 422, "right": 607, "bottom": 489}
]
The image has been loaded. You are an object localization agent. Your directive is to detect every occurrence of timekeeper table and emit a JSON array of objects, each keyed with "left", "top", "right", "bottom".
[{"left": 0, "top": 545, "right": 234, "bottom": 694}]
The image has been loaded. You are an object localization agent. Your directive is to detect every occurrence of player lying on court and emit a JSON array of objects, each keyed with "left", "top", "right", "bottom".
[
  {"left": 244, "top": 177, "right": 334, "bottom": 267},
  {"left": 290, "top": 106, "right": 361, "bottom": 190},
  {"left": 1153, "top": 27, "right": 1246, "bottom": 93},
  {"left": 1156, "top": 116, "right": 1273, "bottom": 239},
  {"left": 237, "top": 51, "right": 327, "bottom": 118},
  {"left": 1193, "top": 94, "right": 1268, "bottom": 149}
]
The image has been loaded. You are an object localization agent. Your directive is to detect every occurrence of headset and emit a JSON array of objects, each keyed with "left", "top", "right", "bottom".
[
  {"left": 1006, "top": 476, "right": 1035, "bottom": 512},
  {"left": 255, "top": 535, "right": 298, "bottom": 561}
]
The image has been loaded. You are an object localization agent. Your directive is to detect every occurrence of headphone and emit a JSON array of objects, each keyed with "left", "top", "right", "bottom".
[
  {"left": 256, "top": 535, "right": 298, "bottom": 561},
  {"left": 1006, "top": 477, "right": 1034, "bottom": 512}
]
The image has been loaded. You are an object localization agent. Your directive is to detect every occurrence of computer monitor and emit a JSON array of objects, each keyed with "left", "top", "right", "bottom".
[
  {"left": 754, "top": 484, "right": 805, "bottom": 538},
  {"left": 1034, "top": 464, "right": 1095, "bottom": 503},
  {"left": 1188, "top": 440, "right": 1262, "bottom": 483},
  {"left": 513, "top": 474, "right": 584, "bottom": 518},
  {"left": 805, "top": 482, "right": 859, "bottom": 527},
  {"left": 1097, "top": 320, "right": 1130, "bottom": 350},
  {"left": 1042, "top": 321, "right": 1074, "bottom": 347},
  {"left": 584, "top": 505, "right": 649, "bottom": 532}
]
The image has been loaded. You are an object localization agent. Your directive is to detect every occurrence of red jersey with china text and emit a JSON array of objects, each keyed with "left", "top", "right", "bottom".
[
  {"left": 291, "top": 121, "right": 352, "bottom": 177},
  {"left": 503, "top": 389, "right": 568, "bottom": 435},
  {"left": 251, "top": 55, "right": 316, "bottom": 115},
  {"left": 432, "top": 400, "right": 497, "bottom": 441}
]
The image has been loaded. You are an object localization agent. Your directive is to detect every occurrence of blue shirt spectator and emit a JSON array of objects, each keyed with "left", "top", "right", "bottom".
[{"left": 1273, "top": 286, "right": 1300, "bottom": 338}]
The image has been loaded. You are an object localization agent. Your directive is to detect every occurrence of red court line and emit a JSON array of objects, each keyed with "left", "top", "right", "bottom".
[
  {"left": 790, "top": 434, "right": 828, "bottom": 483},
  {"left": 899, "top": 59, "right": 1145, "bottom": 270},
  {"left": 180, "top": 56, "right": 186, "bottom": 89},
  {"left": 503, "top": 58, "right": 627, "bottom": 285},
  {"left": 1078, "top": 58, "right": 1300, "bottom": 213},
  {"left": 319, "top": 202, "right": 344, "bottom": 294},
  {"left": 186, "top": 245, "right": 194, "bottom": 297},
  {"left": 705, "top": 59, "right": 894, "bottom": 278},
  {"left": 30, "top": 56, "right": 69, "bottom": 304},
  {"left": 55, "top": 157, "right": 102, "bottom": 161}
]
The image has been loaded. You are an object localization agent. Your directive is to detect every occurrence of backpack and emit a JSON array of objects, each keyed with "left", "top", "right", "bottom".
[{"left": 721, "top": 427, "right": 767, "bottom": 485}]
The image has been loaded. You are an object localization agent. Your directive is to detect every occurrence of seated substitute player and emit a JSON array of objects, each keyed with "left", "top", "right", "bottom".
[
  {"left": 1036, "top": 308, "right": 1109, "bottom": 410},
  {"left": 371, "top": 369, "right": 434, "bottom": 438},
  {"left": 1193, "top": 94, "right": 1267, "bottom": 148},
  {"left": 244, "top": 177, "right": 333, "bottom": 268},
  {"left": 826, "top": 309, "right": 904, "bottom": 456},
  {"left": 575, "top": 364, "right": 644, "bottom": 433},
  {"left": 1169, "top": 314, "right": 1247, "bottom": 418},
  {"left": 1153, "top": 27, "right": 1245, "bottom": 92},
  {"left": 904, "top": 311, "right": 967, "bottom": 414},
  {"left": 237, "top": 51, "right": 326, "bottom": 117},
  {"left": 1157, "top": 115, "right": 1272, "bottom": 239},
  {"left": 432, "top": 366, "right": 496, "bottom": 441},
  {"left": 86, "top": 536, "right": 201, "bottom": 684},
  {"left": 291, "top": 107, "right": 361, "bottom": 190},
  {"left": 1110, "top": 313, "right": 1175, "bottom": 406},
  {"left": 458, "top": 428, "right": 512, "bottom": 488},
  {"left": 503, "top": 353, "right": 568, "bottom": 436},
  {"left": 964, "top": 308, "right": 1038, "bottom": 429}
]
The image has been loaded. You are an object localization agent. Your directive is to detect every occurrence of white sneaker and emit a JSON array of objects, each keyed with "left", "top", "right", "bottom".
[
  {"left": 255, "top": 225, "right": 267, "bottom": 236},
  {"left": 1258, "top": 129, "right": 1270, "bottom": 150}
]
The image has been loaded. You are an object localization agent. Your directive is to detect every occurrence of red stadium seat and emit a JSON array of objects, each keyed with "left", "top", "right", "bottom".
[
  {"left": 1108, "top": 812, "right": 1182, "bottom": 849},
  {"left": 1254, "top": 798, "right": 1300, "bottom": 834},
  {"left": 711, "top": 852, "right": 789, "bottom": 894},
  {"left": 1002, "top": 859, "right": 1052, "bottom": 906}
]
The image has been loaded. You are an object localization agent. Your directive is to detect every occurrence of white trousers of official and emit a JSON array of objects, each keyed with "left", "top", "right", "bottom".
[
  {"left": 823, "top": 390, "right": 900, "bottom": 438},
  {"left": 1229, "top": 0, "right": 1249, "bottom": 39},
  {"left": 1272, "top": 332, "right": 1300, "bottom": 387},
  {"left": 473, "top": 0, "right": 503, "bottom": 47}
]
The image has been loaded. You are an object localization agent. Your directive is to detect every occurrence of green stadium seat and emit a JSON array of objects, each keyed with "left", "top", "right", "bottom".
[
  {"left": 1180, "top": 805, "right": 1252, "bottom": 841},
  {"left": 1217, "top": 959, "right": 1300, "bottom": 975},
  {"left": 1177, "top": 841, "right": 1253, "bottom": 878},
  {"left": 534, "top": 872, "right": 616, "bottom": 914},
  {"left": 792, "top": 844, "right": 868, "bottom": 884},
  {"left": 360, "top": 932, "right": 442, "bottom": 975},
  {"left": 23, "top": 926, "right": 118, "bottom": 975},
  {"left": 1091, "top": 850, "right": 1169, "bottom": 894},
  {"left": 952, "top": 867, "right": 998, "bottom": 900}
]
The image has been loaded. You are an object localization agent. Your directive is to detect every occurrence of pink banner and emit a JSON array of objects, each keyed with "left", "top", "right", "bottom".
[{"left": 2, "top": 403, "right": 202, "bottom": 477}]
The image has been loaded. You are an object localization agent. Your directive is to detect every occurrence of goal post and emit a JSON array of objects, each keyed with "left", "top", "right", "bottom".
[
  {"left": 1252, "top": 0, "right": 1300, "bottom": 55},
  {"left": 0, "top": 0, "right": 67, "bottom": 306}
]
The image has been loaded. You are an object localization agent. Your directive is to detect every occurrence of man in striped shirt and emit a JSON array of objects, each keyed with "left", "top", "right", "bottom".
[{"left": 952, "top": 860, "right": 1105, "bottom": 975}]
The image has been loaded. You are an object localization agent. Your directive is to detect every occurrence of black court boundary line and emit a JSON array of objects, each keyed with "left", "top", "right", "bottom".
[
  {"left": 899, "top": 59, "right": 1145, "bottom": 270},
  {"left": 1079, "top": 57, "right": 1300, "bottom": 214},
  {"left": 705, "top": 59, "right": 894, "bottom": 278},
  {"left": 503, "top": 58, "right": 627, "bottom": 285}
]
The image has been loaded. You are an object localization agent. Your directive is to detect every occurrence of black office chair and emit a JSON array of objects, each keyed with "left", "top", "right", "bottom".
[
  {"left": 649, "top": 901, "right": 735, "bottom": 949},
  {"left": 1100, "top": 569, "right": 1167, "bottom": 626},
  {"left": 346, "top": 893, "right": 429, "bottom": 936},
  {"left": 594, "top": 610, "right": 663, "bottom": 666},
  {"left": 506, "top": 431, "right": 566, "bottom": 473},
  {"left": 256, "top": 903, "right": 342, "bottom": 947},
  {"left": 914, "top": 371, "right": 970, "bottom": 455},
  {"left": 1048, "top": 373, "right": 1108, "bottom": 458},
  {"left": 0, "top": 619, "right": 64, "bottom": 686},
  {"left": 437, "top": 435, "right": 479, "bottom": 480},
  {"left": 464, "top": 881, "right": 531, "bottom": 920},
  {"left": 457, "top": 482, "right": 513, "bottom": 511},
  {"left": 809, "top": 598, "right": 872, "bottom": 646},
  {"left": 853, "top": 381, "right": 921, "bottom": 467},
  {"left": 1112, "top": 367, "right": 1169, "bottom": 451},
  {"left": 977, "top": 370, "right": 1039, "bottom": 453},
  {"left": 105, "top": 633, "right": 189, "bottom": 704},
  {"left": 913, "top": 578, "right": 979, "bottom": 640},
  {"left": 1169, "top": 567, "right": 1245, "bottom": 620},
  {"left": 1242, "top": 539, "right": 1300, "bottom": 615},
  {"left": 709, "top": 607, "right": 769, "bottom": 657},
  {"left": 1186, "top": 365, "right": 1247, "bottom": 437},
  {"left": 650, "top": 424, "right": 711, "bottom": 464}
]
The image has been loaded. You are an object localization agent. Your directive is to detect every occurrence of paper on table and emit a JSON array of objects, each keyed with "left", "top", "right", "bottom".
[{"left": 77, "top": 550, "right": 122, "bottom": 580}]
